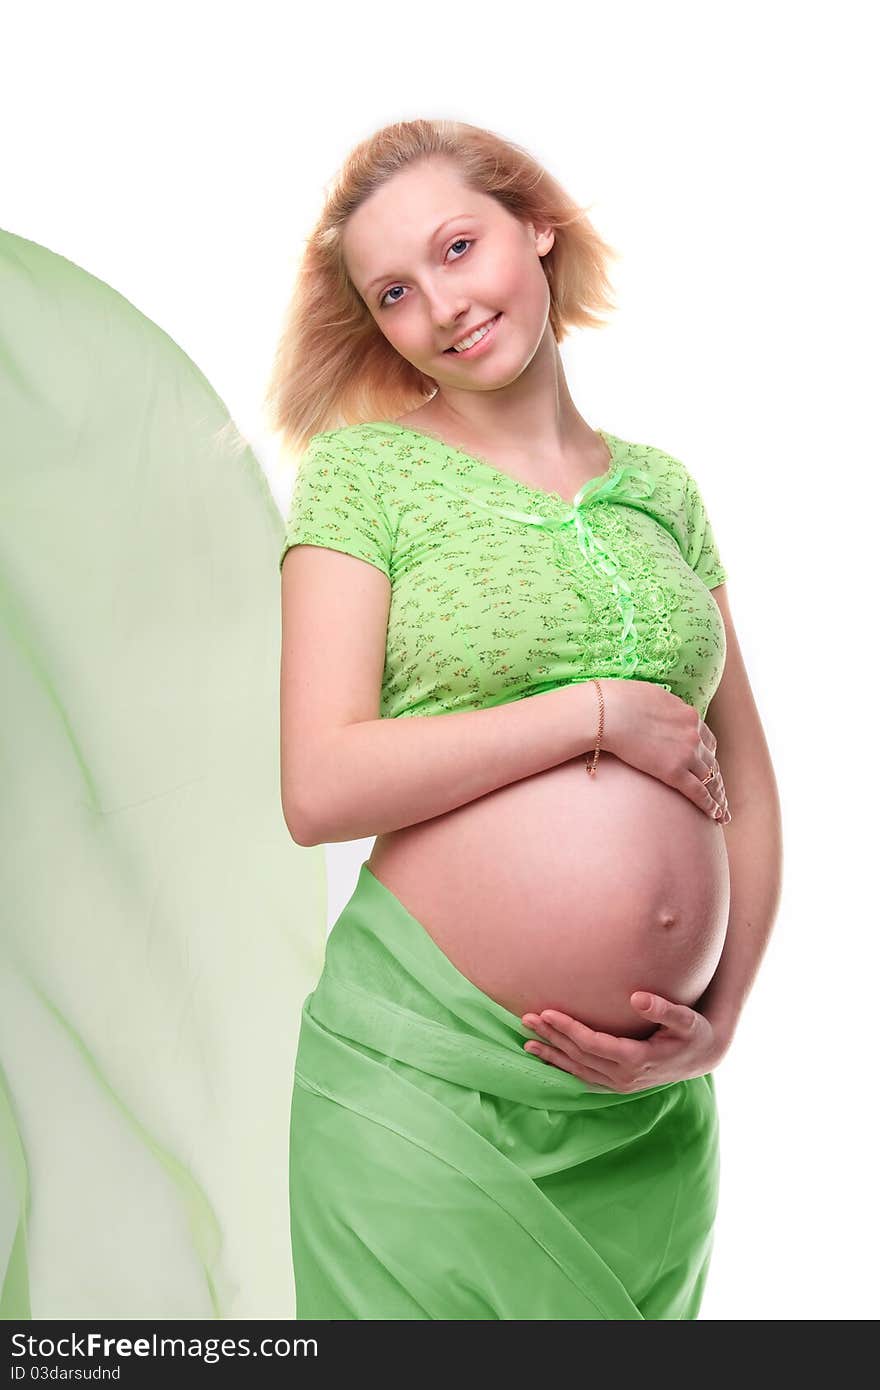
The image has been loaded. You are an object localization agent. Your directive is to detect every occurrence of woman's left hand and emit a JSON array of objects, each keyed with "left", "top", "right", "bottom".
[{"left": 521, "top": 991, "right": 727, "bottom": 1091}]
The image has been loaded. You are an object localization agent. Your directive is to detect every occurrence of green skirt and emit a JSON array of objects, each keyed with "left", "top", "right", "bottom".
[{"left": 289, "top": 863, "right": 720, "bottom": 1320}]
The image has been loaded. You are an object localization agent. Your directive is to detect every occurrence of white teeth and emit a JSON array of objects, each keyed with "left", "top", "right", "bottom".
[{"left": 452, "top": 316, "right": 498, "bottom": 351}]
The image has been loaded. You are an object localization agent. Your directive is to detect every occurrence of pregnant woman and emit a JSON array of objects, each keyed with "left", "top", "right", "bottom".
[{"left": 272, "top": 121, "right": 782, "bottom": 1319}]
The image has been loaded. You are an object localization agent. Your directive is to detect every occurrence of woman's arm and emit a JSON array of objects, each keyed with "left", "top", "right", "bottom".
[
  {"left": 694, "top": 585, "right": 784, "bottom": 1047},
  {"left": 698, "top": 800, "right": 783, "bottom": 1050},
  {"left": 299, "top": 682, "right": 607, "bottom": 845}
]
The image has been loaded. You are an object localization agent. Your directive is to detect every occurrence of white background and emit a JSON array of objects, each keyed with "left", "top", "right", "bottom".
[{"left": 4, "top": 0, "right": 877, "bottom": 1319}]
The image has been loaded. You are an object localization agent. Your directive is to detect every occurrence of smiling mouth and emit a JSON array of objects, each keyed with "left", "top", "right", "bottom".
[{"left": 444, "top": 313, "right": 502, "bottom": 353}]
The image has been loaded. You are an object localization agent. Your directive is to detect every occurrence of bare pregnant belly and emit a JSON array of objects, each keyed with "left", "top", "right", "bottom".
[{"left": 366, "top": 752, "right": 730, "bottom": 1040}]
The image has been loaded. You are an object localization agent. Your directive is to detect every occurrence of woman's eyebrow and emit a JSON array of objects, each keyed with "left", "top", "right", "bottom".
[{"left": 365, "top": 214, "right": 478, "bottom": 292}]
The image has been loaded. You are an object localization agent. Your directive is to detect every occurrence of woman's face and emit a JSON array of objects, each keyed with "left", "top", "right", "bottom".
[{"left": 341, "top": 159, "right": 555, "bottom": 389}]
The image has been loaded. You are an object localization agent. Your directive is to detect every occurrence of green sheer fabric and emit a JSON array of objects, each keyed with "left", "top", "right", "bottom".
[
  {"left": 290, "top": 863, "right": 720, "bottom": 1319},
  {"left": 0, "top": 228, "right": 326, "bottom": 1319}
]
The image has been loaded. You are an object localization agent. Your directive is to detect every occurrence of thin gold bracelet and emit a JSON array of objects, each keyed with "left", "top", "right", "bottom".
[{"left": 585, "top": 678, "right": 604, "bottom": 777}]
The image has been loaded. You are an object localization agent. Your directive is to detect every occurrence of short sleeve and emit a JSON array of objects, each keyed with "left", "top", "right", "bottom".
[
  {"left": 680, "top": 461, "right": 728, "bottom": 588},
  {"left": 278, "top": 430, "right": 393, "bottom": 578}
]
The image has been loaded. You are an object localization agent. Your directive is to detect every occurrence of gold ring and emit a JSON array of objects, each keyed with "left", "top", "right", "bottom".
[{"left": 701, "top": 763, "right": 717, "bottom": 785}]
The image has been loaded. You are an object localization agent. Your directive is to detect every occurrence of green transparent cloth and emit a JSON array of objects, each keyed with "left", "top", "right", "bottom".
[
  {"left": 290, "top": 864, "right": 720, "bottom": 1320},
  {"left": 0, "top": 228, "right": 326, "bottom": 1319}
]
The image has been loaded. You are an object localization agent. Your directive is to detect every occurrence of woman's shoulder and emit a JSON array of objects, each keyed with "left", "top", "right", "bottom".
[
  {"left": 301, "top": 420, "right": 402, "bottom": 470},
  {"left": 298, "top": 423, "right": 402, "bottom": 510},
  {"left": 604, "top": 428, "right": 676, "bottom": 471},
  {"left": 312, "top": 420, "right": 397, "bottom": 448}
]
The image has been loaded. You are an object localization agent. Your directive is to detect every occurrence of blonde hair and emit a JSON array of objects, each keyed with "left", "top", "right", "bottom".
[{"left": 263, "top": 119, "right": 620, "bottom": 457}]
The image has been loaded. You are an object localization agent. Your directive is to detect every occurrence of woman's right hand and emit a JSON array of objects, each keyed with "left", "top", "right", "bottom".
[{"left": 597, "top": 679, "right": 732, "bottom": 824}]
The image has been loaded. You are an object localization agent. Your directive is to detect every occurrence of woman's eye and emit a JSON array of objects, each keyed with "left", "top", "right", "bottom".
[
  {"left": 379, "top": 239, "right": 474, "bottom": 309},
  {"left": 447, "top": 237, "right": 472, "bottom": 260}
]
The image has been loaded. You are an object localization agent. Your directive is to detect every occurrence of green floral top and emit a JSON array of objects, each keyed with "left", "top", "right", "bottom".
[{"left": 280, "top": 421, "right": 729, "bottom": 720}]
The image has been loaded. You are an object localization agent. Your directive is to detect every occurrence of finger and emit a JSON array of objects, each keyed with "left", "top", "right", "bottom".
[
  {"left": 524, "top": 1041, "right": 617, "bottom": 1090},
  {"left": 691, "top": 762, "right": 725, "bottom": 820},
  {"left": 528, "top": 1025, "right": 618, "bottom": 1081},
  {"left": 631, "top": 992, "right": 699, "bottom": 1037},
  {"left": 535, "top": 1010, "right": 646, "bottom": 1069},
  {"left": 689, "top": 767, "right": 722, "bottom": 817}
]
